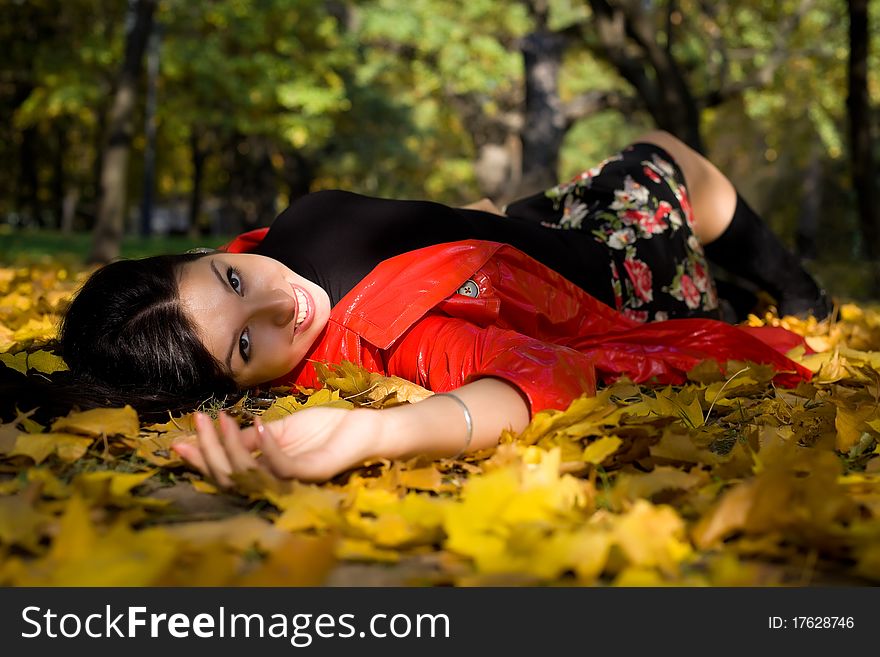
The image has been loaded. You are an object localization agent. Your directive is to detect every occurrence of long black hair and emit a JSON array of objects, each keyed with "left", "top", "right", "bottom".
[{"left": 2, "top": 253, "right": 239, "bottom": 423}]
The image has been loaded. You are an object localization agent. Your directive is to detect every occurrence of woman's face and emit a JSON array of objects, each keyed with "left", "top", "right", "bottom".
[{"left": 177, "top": 253, "right": 331, "bottom": 388}]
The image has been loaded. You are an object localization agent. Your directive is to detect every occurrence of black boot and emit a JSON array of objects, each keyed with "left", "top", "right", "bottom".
[{"left": 703, "top": 193, "right": 833, "bottom": 320}]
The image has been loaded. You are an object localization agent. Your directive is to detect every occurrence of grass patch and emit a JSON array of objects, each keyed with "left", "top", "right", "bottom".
[{"left": 0, "top": 226, "right": 235, "bottom": 264}]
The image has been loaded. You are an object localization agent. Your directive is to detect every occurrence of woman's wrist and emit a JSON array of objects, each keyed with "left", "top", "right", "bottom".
[{"left": 375, "top": 378, "right": 531, "bottom": 460}]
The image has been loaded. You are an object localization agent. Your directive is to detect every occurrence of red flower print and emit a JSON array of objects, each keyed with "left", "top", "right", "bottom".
[
  {"left": 677, "top": 185, "right": 695, "bottom": 227},
  {"left": 693, "top": 260, "right": 710, "bottom": 292},
  {"left": 680, "top": 273, "right": 701, "bottom": 309},
  {"left": 621, "top": 208, "right": 649, "bottom": 226},
  {"left": 624, "top": 257, "right": 654, "bottom": 303},
  {"left": 610, "top": 261, "right": 623, "bottom": 309},
  {"left": 622, "top": 308, "right": 649, "bottom": 323},
  {"left": 637, "top": 201, "right": 670, "bottom": 235},
  {"left": 643, "top": 166, "right": 661, "bottom": 183}
]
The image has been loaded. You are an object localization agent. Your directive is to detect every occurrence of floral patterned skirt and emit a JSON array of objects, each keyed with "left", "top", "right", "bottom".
[{"left": 504, "top": 142, "right": 720, "bottom": 323}]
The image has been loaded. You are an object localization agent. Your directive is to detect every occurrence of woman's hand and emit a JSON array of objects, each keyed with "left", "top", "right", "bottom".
[{"left": 173, "top": 406, "right": 388, "bottom": 487}]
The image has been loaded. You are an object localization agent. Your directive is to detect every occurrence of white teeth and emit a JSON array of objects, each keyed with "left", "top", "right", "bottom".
[{"left": 293, "top": 288, "right": 308, "bottom": 329}]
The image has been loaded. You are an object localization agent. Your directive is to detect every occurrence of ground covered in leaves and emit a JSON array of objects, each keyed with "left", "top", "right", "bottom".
[{"left": 2, "top": 260, "right": 880, "bottom": 586}]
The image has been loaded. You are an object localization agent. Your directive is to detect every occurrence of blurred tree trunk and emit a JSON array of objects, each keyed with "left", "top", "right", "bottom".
[
  {"left": 467, "top": 1, "right": 640, "bottom": 203},
  {"left": 89, "top": 0, "right": 157, "bottom": 264},
  {"left": 86, "top": 110, "right": 107, "bottom": 231},
  {"left": 587, "top": 0, "right": 703, "bottom": 151},
  {"left": 796, "top": 143, "right": 823, "bottom": 260},
  {"left": 519, "top": 30, "right": 568, "bottom": 196},
  {"left": 52, "top": 122, "right": 66, "bottom": 230},
  {"left": 847, "top": 0, "right": 880, "bottom": 262},
  {"left": 187, "top": 130, "right": 206, "bottom": 237},
  {"left": 219, "top": 135, "right": 278, "bottom": 234},
  {"left": 281, "top": 149, "right": 316, "bottom": 202},
  {"left": 17, "top": 125, "right": 42, "bottom": 226},
  {"left": 61, "top": 189, "right": 80, "bottom": 235}
]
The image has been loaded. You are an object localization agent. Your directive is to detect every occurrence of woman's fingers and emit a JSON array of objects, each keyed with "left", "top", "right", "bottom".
[
  {"left": 195, "top": 411, "right": 234, "bottom": 488},
  {"left": 183, "top": 411, "right": 340, "bottom": 486},
  {"left": 256, "top": 419, "right": 300, "bottom": 479},
  {"left": 172, "top": 443, "right": 209, "bottom": 475},
  {"left": 220, "top": 413, "right": 262, "bottom": 472},
  {"left": 234, "top": 422, "right": 264, "bottom": 452}
]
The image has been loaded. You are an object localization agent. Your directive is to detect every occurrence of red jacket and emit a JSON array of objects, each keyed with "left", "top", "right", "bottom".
[{"left": 224, "top": 230, "right": 811, "bottom": 415}]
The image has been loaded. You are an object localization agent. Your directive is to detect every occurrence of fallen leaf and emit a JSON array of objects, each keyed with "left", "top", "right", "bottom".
[
  {"left": 9, "top": 432, "right": 93, "bottom": 464},
  {"left": 26, "top": 350, "right": 68, "bottom": 374},
  {"left": 165, "top": 515, "right": 289, "bottom": 552},
  {"left": 0, "top": 351, "right": 27, "bottom": 374},
  {"left": 51, "top": 405, "right": 139, "bottom": 438},
  {"left": 582, "top": 436, "right": 622, "bottom": 465},
  {"left": 238, "top": 534, "right": 337, "bottom": 585},
  {"left": 4, "top": 495, "right": 177, "bottom": 586},
  {"left": 833, "top": 402, "right": 878, "bottom": 453},
  {"left": 613, "top": 500, "right": 691, "bottom": 574},
  {"left": 0, "top": 490, "right": 51, "bottom": 552}
]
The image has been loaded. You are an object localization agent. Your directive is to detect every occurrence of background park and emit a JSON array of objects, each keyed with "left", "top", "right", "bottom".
[{"left": 1, "top": 0, "right": 880, "bottom": 586}]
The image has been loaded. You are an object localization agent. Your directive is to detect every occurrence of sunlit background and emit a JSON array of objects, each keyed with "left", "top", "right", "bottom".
[{"left": 1, "top": 0, "right": 878, "bottom": 297}]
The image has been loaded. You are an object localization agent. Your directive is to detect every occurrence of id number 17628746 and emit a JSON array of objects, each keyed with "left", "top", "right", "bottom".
[{"left": 768, "top": 616, "right": 854, "bottom": 630}]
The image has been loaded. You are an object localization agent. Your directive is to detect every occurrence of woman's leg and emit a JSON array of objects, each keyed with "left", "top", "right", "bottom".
[
  {"left": 633, "top": 130, "right": 832, "bottom": 319},
  {"left": 631, "top": 130, "right": 736, "bottom": 245}
]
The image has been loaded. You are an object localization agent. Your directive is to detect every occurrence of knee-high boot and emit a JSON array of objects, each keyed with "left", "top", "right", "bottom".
[{"left": 703, "top": 193, "right": 832, "bottom": 319}]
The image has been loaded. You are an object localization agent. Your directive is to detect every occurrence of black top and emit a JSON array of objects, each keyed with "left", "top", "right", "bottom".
[{"left": 252, "top": 190, "right": 614, "bottom": 307}]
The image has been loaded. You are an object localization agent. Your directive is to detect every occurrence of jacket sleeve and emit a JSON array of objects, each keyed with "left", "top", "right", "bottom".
[{"left": 382, "top": 314, "right": 597, "bottom": 415}]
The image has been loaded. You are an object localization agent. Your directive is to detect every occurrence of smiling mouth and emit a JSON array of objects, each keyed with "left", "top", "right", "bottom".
[{"left": 293, "top": 287, "right": 309, "bottom": 331}]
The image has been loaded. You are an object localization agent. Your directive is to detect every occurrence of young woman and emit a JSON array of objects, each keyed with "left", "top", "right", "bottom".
[{"left": 58, "top": 132, "right": 828, "bottom": 485}]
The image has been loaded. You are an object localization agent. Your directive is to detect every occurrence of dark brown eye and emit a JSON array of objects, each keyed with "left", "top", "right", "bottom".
[
  {"left": 226, "top": 267, "right": 243, "bottom": 294},
  {"left": 239, "top": 329, "right": 251, "bottom": 362}
]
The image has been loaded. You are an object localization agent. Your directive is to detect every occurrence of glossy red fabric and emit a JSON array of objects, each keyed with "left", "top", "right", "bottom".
[{"left": 222, "top": 235, "right": 811, "bottom": 415}]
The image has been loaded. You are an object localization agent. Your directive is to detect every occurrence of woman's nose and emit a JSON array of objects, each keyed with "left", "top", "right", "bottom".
[{"left": 253, "top": 289, "right": 297, "bottom": 327}]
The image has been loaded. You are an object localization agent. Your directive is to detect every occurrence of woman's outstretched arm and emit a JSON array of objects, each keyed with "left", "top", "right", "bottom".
[{"left": 173, "top": 377, "right": 530, "bottom": 486}]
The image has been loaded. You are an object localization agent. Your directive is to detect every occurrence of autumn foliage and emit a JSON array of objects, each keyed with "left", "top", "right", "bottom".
[{"left": 2, "top": 261, "right": 880, "bottom": 586}]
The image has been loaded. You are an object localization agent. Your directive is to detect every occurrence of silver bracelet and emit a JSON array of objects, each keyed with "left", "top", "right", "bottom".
[{"left": 434, "top": 392, "right": 473, "bottom": 457}]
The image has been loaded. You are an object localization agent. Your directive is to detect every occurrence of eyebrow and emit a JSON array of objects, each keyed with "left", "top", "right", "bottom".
[{"left": 209, "top": 260, "right": 236, "bottom": 371}]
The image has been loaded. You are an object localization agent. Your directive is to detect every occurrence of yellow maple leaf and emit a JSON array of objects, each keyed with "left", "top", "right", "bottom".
[
  {"left": 335, "top": 538, "right": 401, "bottom": 563},
  {"left": 268, "top": 482, "right": 347, "bottom": 532},
  {"left": 166, "top": 515, "right": 289, "bottom": 552},
  {"left": 9, "top": 432, "right": 93, "bottom": 464},
  {"left": 398, "top": 465, "right": 452, "bottom": 492},
  {"left": 51, "top": 405, "right": 139, "bottom": 437},
  {"left": 833, "top": 402, "right": 877, "bottom": 453},
  {"left": 26, "top": 349, "right": 69, "bottom": 374},
  {"left": 0, "top": 351, "right": 28, "bottom": 373},
  {"left": 238, "top": 534, "right": 337, "bottom": 585},
  {"left": 190, "top": 479, "right": 219, "bottom": 494},
  {"left": 262, "top": 389, "right": 353, "bottom": 422},
  {"left": 0, "top": 490, "right": 51, "bottom": 552},
  {"left": 516, "top": 390, "right": 618, "bottom": 445},
  {"left": 582, "top": 435, "right": 622, "bottom": 465},
  {"left": 72, "top": 470, "right": 161, "bottom": 507},
  {"left": 5, "top": 495, "right": 177, "bottom": 586},
  {"left": 611, "top": 466, "right": 707, "bottom": 508},
  {"left": 13, "top": 316, "right": 57, "bottom": 343},
  {"left": 144, "top": 412, "right": 198, "bottom": 433},
  {"left": 25, "top": 467, "right": 69, "bottom": 498},
  {"left": 314, "top": 361, "right": 433, "bottom": 406},
  {"left": 444, "top": 448, "right": 590, "bottom": 573},
  {"left": 345, "top": 488, "right": 446, "bottom": 548},
  {"left": 121, "top": 432, "right": 184, "bottom": 467},
  {"left": 0, "top": 322, "right": 15, "bottom": 352},
  {"left": 612, "top": 500, "right": 692, "bottom": 573}
]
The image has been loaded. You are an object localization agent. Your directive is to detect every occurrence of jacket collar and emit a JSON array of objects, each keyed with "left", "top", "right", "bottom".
[{"left": 329, "top": 240, "right": 505, "bottom": 349}]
